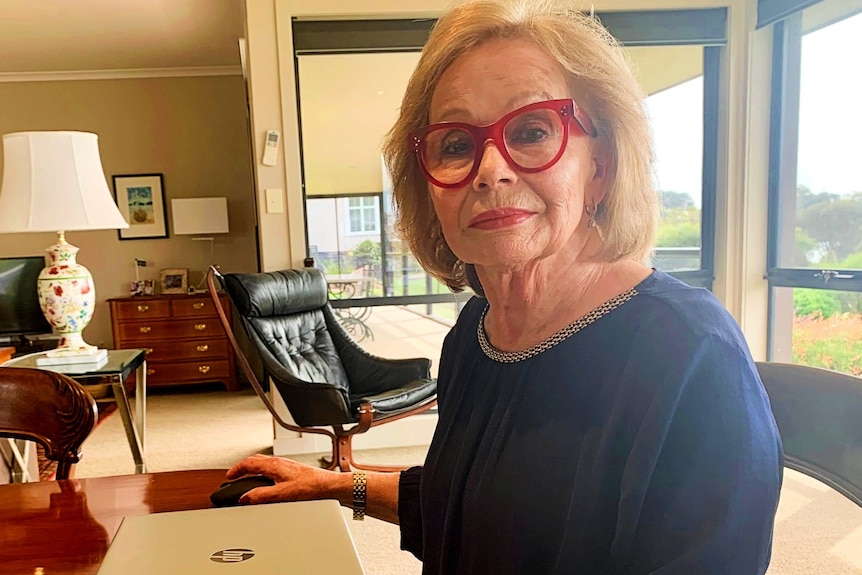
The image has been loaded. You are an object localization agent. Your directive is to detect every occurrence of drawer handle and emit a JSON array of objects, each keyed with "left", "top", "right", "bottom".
[
  {"left": 198, "top": 365, "right": 211, "bottom": 374},
  {"left": 194, "top": 323, "right": 207, "bottom": 331},
  {"left": 137, "top": 304, "right": 149, "bottom": 313},
  {"left": 147, "top": 368, "right": 156, "bottom": 376},
  {"left": 193, "top": 302, "right": 206, "bottom": 310},
  {"left": 139, "top": 326, "right": 152, "bottom": 334},
  {"left": 196, "top": 344, "right": 209, "bottom": 352},
  {"left": 145, "top": 348, "right": 154, "bottom": 355}
]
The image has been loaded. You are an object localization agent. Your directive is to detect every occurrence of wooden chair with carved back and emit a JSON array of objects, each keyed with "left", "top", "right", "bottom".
[{"left": 0, "top": 367, "right": 98, "bottom": 480}]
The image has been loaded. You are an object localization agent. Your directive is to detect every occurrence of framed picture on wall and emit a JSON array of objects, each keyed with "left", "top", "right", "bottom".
[
  {"left": 159, "top": 268, "right": 188, "bottom": 294},
  {"left": 112, "top": 173, "right": 168, "bottom": 240}
]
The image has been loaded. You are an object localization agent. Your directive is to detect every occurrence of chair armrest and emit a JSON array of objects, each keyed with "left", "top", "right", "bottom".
[{"left": 323, "top": 306, "right": 432, "bottom": 395}]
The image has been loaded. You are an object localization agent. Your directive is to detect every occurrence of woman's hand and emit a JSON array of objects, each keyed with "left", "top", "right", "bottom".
[{"left": 225, "top": 453, "right": 346, "bottom": 505}]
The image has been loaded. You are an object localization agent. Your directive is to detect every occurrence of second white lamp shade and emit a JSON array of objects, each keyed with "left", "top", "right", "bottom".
[{"left": 171, "top": 197, "right": 229, "bottom": 236}]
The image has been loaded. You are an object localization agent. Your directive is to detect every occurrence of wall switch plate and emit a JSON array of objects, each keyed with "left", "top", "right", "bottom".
[{"left": 265, "top": 188, "right": 284, "bottom": 214}]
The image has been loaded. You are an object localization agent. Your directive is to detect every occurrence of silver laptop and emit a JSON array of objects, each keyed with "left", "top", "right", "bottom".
[{"left": 97, "top": 500, "right": 365, "bottom": 574}]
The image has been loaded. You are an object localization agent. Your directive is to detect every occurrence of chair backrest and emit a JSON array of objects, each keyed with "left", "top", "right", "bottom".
[
  {"left": 0, "top": 367, "right": 98, "bottom": 479},
  {"left": 213, "top": 267, "right": 369, "bottom": 426},
  {"left": 756, "top": 361, "right": 862, "bottom": 506},
  {"left": 221, "top": 268, "right": 352, "bottom": 390}
]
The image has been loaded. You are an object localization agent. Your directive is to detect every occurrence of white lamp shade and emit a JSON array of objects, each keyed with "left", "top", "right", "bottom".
[
  {"left": 0, "top": 131, "right": 129, "bottom": 233},
  {"left": 171, "top": 197, "right": 230, "bottom": 235}
]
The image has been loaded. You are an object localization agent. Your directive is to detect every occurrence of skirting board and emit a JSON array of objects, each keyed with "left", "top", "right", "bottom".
[{"left": 273, "top": 412, "right": 438, "bottom": 457}]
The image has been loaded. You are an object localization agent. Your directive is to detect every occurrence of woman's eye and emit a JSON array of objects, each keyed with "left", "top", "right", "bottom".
[
  {"left": 510, "top": 124, "right": 550, "bottom": 144},
  {"left": 440, "top": 135, "right": 474, "bottom": 157}
]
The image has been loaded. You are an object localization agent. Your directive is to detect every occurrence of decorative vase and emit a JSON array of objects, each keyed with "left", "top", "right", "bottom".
[{"left": 37, "top": 233, "right": 97, "bottom": 357}]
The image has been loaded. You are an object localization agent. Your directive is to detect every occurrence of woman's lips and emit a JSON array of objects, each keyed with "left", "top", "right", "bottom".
[{"left": 468, "top": 208, "right": 535, "bottom": 230}]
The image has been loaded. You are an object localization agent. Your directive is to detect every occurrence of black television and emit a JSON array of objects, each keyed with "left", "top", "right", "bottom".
[{"left": 0, "top": 256, "right": 52, "bottom": 340}]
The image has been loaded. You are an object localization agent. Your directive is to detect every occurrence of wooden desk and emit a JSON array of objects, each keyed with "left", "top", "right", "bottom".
[
  {"left": 0, "top": 468, "right": 227, "bottom": 574},
  {"left": 0, "top": 347, "right": 13, "bottom": 364}
]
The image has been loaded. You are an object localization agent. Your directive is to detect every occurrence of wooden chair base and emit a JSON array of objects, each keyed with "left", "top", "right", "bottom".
[{"left": 318, "top": 431, "right": 414, "bottom": 472}]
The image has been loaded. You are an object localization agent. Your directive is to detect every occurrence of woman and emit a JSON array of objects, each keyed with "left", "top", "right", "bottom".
[{"left": 226, "top": 1, "right": 783, "bottom": 573}]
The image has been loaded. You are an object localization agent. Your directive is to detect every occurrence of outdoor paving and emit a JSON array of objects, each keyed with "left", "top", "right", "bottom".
[{"left": 355, "top": 305, "right": 451, "bottom": 377}]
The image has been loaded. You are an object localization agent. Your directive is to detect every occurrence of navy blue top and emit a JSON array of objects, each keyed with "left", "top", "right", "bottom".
[{"left": 398, "top": 270, "right": 783, "bottom": 574}]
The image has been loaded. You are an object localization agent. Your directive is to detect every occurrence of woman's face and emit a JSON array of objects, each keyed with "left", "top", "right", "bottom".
[{"left": 426, "top": 38, "right": 605, "bottom": 272}]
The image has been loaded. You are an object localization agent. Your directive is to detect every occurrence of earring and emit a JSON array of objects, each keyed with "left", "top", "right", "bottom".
[{"left": 585, "top": 200, "right": 598, "bottom": 229}]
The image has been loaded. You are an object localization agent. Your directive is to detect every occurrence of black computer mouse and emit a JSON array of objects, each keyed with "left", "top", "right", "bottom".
[{"left": 210, "top": 475, "right": 276, "bottom": 507}]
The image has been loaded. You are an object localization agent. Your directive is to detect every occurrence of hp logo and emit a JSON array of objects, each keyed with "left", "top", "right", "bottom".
[{"left": 210, "top": 548, "right": 256, "bottom": 563}]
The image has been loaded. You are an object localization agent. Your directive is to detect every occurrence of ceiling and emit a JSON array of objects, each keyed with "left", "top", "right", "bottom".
[{"left": 0, "top": 0, "right": 245, "bottom": 76}]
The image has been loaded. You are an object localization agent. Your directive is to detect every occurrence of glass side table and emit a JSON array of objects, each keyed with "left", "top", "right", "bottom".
[{"left": 3, "top": 349, "right": 148, "bottom": 475}]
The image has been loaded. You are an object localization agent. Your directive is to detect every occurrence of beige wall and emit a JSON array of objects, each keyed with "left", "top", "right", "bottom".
[{"left": 0, "top": 75, "right": 258, "bottom": 348}]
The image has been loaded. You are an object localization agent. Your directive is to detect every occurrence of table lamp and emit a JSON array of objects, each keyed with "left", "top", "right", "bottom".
[
  {"left": 0, "top": 131, "right": 129, "bottom": 360},
  {"left": 170, "top": 197, "right": 229, "bottom": 291}
]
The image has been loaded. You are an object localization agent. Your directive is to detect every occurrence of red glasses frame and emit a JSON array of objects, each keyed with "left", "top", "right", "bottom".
[{"left": 410, "top": 98, "right": 596, "bottom": 189}]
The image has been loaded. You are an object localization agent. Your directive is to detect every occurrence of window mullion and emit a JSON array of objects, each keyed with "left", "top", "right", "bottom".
[{"left": 767, "top": 15, "right": 803, "bottom": 270}]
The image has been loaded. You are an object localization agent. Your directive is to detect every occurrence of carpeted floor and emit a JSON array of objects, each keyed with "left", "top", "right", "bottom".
[{"left": 74, "top": 388, "right": 862, "bottom": 574}]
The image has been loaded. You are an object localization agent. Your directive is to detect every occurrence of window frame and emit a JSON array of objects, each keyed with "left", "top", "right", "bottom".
[
  {"left": 765, "top": 9, "right": 862, "bottom": 360},
  {"left": 345, "top": 196, "right": 380, "bottom": 235}
]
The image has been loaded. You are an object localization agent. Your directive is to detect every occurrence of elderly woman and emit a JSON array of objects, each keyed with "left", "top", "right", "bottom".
[{"left": 226, "top": 0, "right": 783, "bottom": 573}]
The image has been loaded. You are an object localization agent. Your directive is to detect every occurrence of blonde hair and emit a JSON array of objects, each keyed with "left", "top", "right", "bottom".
[{"left": 382, "top": 0, "right": 658, "bottom": 292}]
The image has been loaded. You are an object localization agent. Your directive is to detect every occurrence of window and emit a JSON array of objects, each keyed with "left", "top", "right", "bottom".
[
  {"left": 347, "top": 196, "right": 379, "bottom": 234},
  {"left": 766, "top": 4, "right": 862, "bottom": 375},
  {"left": 294, "top": 9, "right": 727, "bottom": 362},
  {"left": 645, "top": 75, "right": 704, "bottom": 273}
]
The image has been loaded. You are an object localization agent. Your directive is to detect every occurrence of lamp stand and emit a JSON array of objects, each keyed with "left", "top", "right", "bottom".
[
  {"left": 191, "top": 236, "right": 216, "bottom": 292},
  {"left": 37, "top": 231, "right": 100, "bottom": 358}
]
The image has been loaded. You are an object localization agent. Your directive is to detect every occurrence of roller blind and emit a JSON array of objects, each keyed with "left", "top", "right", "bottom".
[{"left": 292, "top": 8, "right": 728, "bottom": 54}]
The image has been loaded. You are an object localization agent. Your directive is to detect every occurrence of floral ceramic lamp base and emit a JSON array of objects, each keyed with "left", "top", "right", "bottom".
[{"left": 37, "top": 232, "right": 99, "bottom": 358}]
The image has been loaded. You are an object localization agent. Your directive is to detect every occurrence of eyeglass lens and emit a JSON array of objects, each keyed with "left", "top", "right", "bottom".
[{"left": 420, "top": 107, "right": 566, "bottom": 186}]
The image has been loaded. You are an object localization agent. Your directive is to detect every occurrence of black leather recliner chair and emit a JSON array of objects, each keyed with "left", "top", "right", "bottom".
[{"left": 207, "top": 266, "right": 437, "bottom": 471}]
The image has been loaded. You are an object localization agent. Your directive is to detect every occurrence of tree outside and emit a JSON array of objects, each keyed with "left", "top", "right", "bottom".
[
  {"left": 653, "top": 186, "right": 862, "bottom": 375},
  {"left": 791, "top": 186, "right": 862, "bottom": 374}
]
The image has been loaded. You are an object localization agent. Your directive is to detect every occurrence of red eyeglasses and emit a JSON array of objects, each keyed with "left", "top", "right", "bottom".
[{"left": 410, "top": 98, "right": 596, "bottom": 189}]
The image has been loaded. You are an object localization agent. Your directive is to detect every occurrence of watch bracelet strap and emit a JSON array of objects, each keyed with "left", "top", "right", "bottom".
[{"left": 352, "top": 470, "right": 367, "bottom": 521}]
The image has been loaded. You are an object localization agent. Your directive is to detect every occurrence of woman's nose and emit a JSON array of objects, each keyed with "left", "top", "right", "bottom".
[{"left": 472, "top": 141, "right": 516, "bottom": 191}]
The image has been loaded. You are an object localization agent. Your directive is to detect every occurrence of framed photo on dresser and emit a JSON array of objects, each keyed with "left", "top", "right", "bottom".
[{"left": 159, "top": 268, "right": 188, "bottom": 294}]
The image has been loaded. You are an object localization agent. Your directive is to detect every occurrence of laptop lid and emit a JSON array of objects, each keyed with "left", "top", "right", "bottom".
[{"left": 97, "top": 500, "right": 365, "bottom": 574}]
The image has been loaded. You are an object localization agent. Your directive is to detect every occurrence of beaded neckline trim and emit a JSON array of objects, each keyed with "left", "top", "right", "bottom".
[{"left": 477, "top": 288, "right": 638, "bottom": 364}]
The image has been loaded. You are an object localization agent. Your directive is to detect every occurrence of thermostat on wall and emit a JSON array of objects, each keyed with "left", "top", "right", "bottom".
[{"left": 262, "top": 130, "right": 280, "bottom": 166}]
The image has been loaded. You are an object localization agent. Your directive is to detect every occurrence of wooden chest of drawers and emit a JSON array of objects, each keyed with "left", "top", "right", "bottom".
[{"left": 108, "top": 293, "right": 237, "bottom": 391}]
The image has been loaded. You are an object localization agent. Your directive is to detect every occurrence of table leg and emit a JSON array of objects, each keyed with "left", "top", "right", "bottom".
[
  {"left": 111, "top": 375, "right": 146, "bottom": 474},
  {"left": 7, "top": 439, "right": 33, "bottom": 483},
  {"left": 136, "top": 360, "right": 147, "bottom": 462}
]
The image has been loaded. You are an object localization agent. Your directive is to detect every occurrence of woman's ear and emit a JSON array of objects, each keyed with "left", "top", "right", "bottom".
[
  {"left": 593, "top": 158, "right": 606, "bottom": 181},
  {"left": 587, "top": 156, "right": 609, "bottom": 207}
]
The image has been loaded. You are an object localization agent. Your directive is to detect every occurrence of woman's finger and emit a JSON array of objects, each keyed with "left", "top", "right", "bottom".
[
  {"left": 226, "top": 454, "right": 273, "bottom": 479},
  {"left": 240, "top": 485, "right": 289, "bottom": 505}
]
